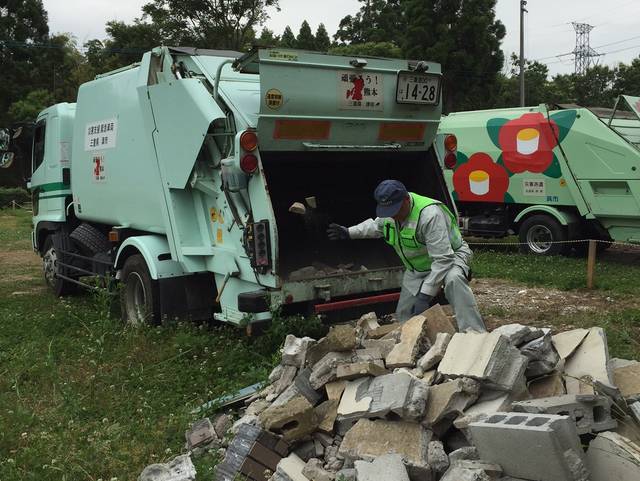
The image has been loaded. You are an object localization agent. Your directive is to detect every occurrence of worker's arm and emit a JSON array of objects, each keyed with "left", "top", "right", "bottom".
[
  {"left": 417, "top": 206, "right": 456, "bottom": 296},
  {"left": 348, "top": 218, "right": 385, "bottom": 239}
]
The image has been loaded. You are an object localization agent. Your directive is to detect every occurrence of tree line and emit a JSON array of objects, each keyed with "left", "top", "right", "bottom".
[{"left": 2, "top": 0, "right": 640, "bottom": 126}]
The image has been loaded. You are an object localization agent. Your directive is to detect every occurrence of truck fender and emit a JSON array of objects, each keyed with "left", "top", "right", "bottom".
[
  {"left": 513, "top": 206, "right": 580, "bottom": 227},
  {"left": 114, "top": 235, "right": 186, "bottom": 280}
]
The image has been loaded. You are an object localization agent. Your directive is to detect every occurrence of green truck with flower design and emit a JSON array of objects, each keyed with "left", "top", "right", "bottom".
[{"left": 436, "top": 95, "right": 640, "bottom": 255}]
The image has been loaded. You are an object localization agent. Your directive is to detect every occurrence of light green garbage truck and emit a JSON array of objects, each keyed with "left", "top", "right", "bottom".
[
  {"left": 0, "top": 47, "right": 451, "bottom": 326},
  {"left": 436, "top": 96, "right": 640, "bottom": 255}
]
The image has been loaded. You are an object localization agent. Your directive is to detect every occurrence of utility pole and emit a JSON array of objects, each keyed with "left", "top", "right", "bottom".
[{"left": 519, "top": 0, "right": 527, "bottom": 107}]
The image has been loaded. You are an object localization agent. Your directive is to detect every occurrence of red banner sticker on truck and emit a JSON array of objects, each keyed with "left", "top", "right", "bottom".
[
  {"left": 338, "top": 71, "right": 384, "bottom": 111},
  {"left": 273, "top": 120, "right": 331, "bottom": 140},
  {"left": 92, "top": 154, "right": 106, "bottom": 183}
]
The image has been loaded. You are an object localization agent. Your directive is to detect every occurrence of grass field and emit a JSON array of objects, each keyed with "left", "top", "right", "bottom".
[{"left": 1, "top": 209, "right": 639, "bottom": 480}]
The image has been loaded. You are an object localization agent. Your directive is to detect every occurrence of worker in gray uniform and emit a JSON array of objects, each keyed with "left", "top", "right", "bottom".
[{"left": 328, "top": 179, "right": 485, "bottom": 332}]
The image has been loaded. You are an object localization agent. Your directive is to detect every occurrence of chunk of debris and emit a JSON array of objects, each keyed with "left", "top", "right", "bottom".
[
  {"left": 259, "top": 396, "right": 320, "bottom": 442},
  {"left": 564, "top": 327, "right": 614, "bottom": 394},
  {"left": 139, "top": 454, "right": 196, "bottom": 481},
  {"left": 282, "top": 335, "right": 315, "bottom": 368},
  {"left": 336, "top": 361, "right": 387, "bottom": 380},
  {"left": 315, "top": 399, "right": 339, "bottom": 434},
  {"left": 493, "top": 323, "right": 544, "bottom": 346},
  {"left": 273, "top": 453, "right": 307, "bottom": 481},
  {"left": 354, "top": 453, "right": 410, "bottom": 481},
  {"left": 307, "top": 325, "right": 358, "bottom": 365},
  {"left": 339, "top": 418, "right": 432, "bottom": 479},
  {"left": 552, "top": 328, "right": 589, "bottom": 360},
  {"left": 366, "top": 323, "right": 400, "bottom": 339},
  {"left": 528, "top": 371, "right": 566, "bottom": 399},
  {"left": 512, "top": 394, "right": 617, "bottom": 434},
  {"left": 305, "top": 196, "right": 317, "bottom": 209},
  {"left": 324, "top": 380, "right": 347, "bottom": 401},
  {"left": 438, "top": 331, "right": 528, "bottom": 391},
  {"left": 417, "top": 332, "right": 451, "bottom": 372},
  {"left": 469, "top": 413, "right": 589, "bottom": 481},
  {"left": 428, "top": 440, "right": 450, "bottom": 474},
  {"left": 309, "top": 351, "right": 355, "bottom": 390},
  {"left": 586, "top": 431, "right": 640, "bottom": 481},
  {"left": 294, "top": 368, "right": 322, "bottom": 406},
  {"left": 185, "top": 418, "right": 218, "bottom": 450},
  {"left": 423, "top": 304, "right": 457, "bottom": 344},
  {"left": 356, "top": 312, "right": 380, "bottom": 332},
  {"left": 288, "top": 202, "right": 307, "bottom": 215},
  {"left": 385, "top": 313, "right": 429, "bottom": 368},
  {"left": 360, "top": 338, "right": 397, "bottom": 358},
  {"left": 520, "top": 330, "right": 560, "bottom": 377},
  {"left": 302, "top": 458, "right": 334, "bottom": 481},
  {"left": 613, "top": 363, "right": 640, "bottom": 400},
  {"left": 423, "top": 378, "right": 480, "bottom": 429}
]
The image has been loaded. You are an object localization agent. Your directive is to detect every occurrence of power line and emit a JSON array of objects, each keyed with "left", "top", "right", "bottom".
[{"left": 593, "top": 35, "right": 640, "bottom": 50}]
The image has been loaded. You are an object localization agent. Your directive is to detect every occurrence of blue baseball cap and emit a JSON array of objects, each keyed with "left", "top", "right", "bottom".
[{"left": 374, "top": 180, "right": 408, "bottom": 217}]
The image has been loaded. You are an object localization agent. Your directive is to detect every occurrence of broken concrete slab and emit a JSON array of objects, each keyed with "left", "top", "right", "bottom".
[
  {"left": 259, "top": 396, "right": 319, "bottom": 442},
  {"left": 564, "top": 327, "right": 614, "bottom": 393},
  {"left": 367, "top": 323, "right": 400, "bottom": 340},
  {"left": 354, "top": 454, "right": 410, "bottom": 481},
  {"left": 423, "top": 304, "right": 457, "bottom": 344},
  {"left": 493, "top": 323, "right": 544, "bottom": 346},
  {"left": 385, "top": 313, "right": 429, "bottom": 368},
  {"left": 438, "top": 331, "right": 528, "bottom": 391},
  {"left": 448, "top": 446, "right": 479, "bottom": 464},
  {"left": 528, "top": 371, "right": 566, "bottom": 399},
  {"left": 282, "top": 335, "right": 315, "bottom": 368},
  {"left": 552, "top": 328, "right": 589, "bottom": 360},
  {"left": 586, "top": 431, "right": 640, "bottom": 481},
  {"left": 439, "top": 464, "right": 495, "bottom": 481},
  {"left": 610, "top": 358, "right": 640, "bottom": 370},
  {"left": 423, "top": 378, "right": 480, "bottom": 429},
  {"left": 309, "top": 351, "right": 355, "bottom": 390},
  {"left": 417, "top": 332, "right": 451, "bottom": 372},
  {"left": 325, "top": 380, "right": 347, "bottom": 401},
  {"left": 140, "top": 455, "right": 197, "bottom": 481},
  {"left": 427, "top": 440, "right": 449, "bottom": 475},
  {"left": 356, "top": 312, "right": 380, "bottom": 333},
  {"left": 614, "top": 363, "right": 640, "bottom": 400},
  {"left": 315, "top": 400, "right": 339, "bottom": 435},
  {"left": 302, "top": 458, "right": 334, "bottom": 481},
  {"left": 246, "top": 399, "right": 272, "bottom": 417},
  {"left": 293, "top": 368, "right": 322, "bottom": 406},
  {"left": 307, "top": 325, "right": 358, "bottom": 365},
  {"left": 513, "top": 394, "right": 617, "bottom": 434},
  {"left": 469, "top": 412, "right": 588, "bottom": 481},
  {"left": 520, "top": 330, "right": 560, "bottom": 377},
  {"left": 337, "top": 372, "right": 429, "bottom": 422},
  {"left": 339, "top": 418, "right": 432, "bottom": 479},
  {"left": 274, "top": 453, "right": 308, "bottom": 481},
  {"left": 213, "top": 413, "right": 233, "bottom": 439},
  {"left": 336, "top": 361, "right": 387, "bottom": 380},
  {"left": 455, "top": 460, "right": 503, "bottom": 478},
  {"left": 305, "top": 196, "right": 318, "bottom": 209},
  {"left": 185, "top": 418, "right": 218, "bottom": 450},
  {"left": 273, "top": 365, "right": 298, "bottom": 397},
  {"left": 360, "top": 338, "right": 397, "bottom": 358}
]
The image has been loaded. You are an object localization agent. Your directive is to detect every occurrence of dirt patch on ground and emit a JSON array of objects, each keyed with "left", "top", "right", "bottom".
[
  {"left": 472, "top": 277, "right": 637, "bottom": 329},
  {"left": 0, "top": 249, "right": 41, "bottom": 283}
]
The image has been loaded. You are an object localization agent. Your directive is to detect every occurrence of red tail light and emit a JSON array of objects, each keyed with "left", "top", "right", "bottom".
[
  {"left": 444, "top": 134, "right": 457, "bottom": 152},
  {"left": 240, "top": 154, "right": 259, "bottom": 173},
  {"left": 240, "top": 130, "right": 258, "bottom": 151},
  {"left": 444, "top": 152, "right": 457, "bottom": 169}
]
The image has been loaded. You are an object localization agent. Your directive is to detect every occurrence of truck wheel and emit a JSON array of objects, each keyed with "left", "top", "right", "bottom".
[
  {"left": 42, "top": 235, "right": 77, "bottom": 296},
  {"left": 71, "top": 223, "right": 111, "bottom": 255},
  {"left": 120, "top": 254, "right": 159, "bottom": 326},
  {"left": 518, "top": 215, "right": 567, "bottom": 255}
]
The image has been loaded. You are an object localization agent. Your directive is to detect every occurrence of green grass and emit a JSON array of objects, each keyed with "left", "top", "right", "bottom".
[
  {"left": 0, "top": 209, "right": 32, "bottom": 250},
  {"left": 472, "top": 246, "right": 640, "bottom": 295}
]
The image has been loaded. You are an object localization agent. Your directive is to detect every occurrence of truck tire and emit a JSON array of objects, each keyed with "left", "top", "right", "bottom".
[
  {"left": 70, "top": 223, "right": 111, "bottom": 255},
  {"left": 42, "top": 235, "right": 77, "bottom": 296},
  {"left": 518, "top": 215, "right": 567, "bottom": 255},
  {"left": 120, "top": 254, "right": 160, "bottom": 326}
]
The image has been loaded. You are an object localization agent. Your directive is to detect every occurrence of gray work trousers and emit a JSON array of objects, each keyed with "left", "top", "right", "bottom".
[{"left": 395, "top": 265, "right": 486, "bottom": 332}]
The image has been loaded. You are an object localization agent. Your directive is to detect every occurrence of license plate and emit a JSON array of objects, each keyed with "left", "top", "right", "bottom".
[{"left": 396, "top": 71, "right": 441, "bottom": 105}]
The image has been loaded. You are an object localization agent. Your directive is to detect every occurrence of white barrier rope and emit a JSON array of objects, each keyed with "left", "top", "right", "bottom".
[{"left": 467, "top": 238, "right": 640, "bottom": 249}]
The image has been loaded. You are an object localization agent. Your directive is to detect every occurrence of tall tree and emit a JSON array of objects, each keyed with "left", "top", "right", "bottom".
[
  {"left": 495, "top": 54, "right": 551, "bottom": 107},
  {"left": 280, "top": 25, "right": 296, "bottom": 48},
  {"left": 334, "top": 0, "right": 404, "bottom": 44},
  {"left": 296, "top": 20, "right": 315, "bottom": 50},
  {"left": 403, "top": 0, "right": 506, "bottom": 112},
  {"left": 141, "top": 0, "right": 279, "bottom": 50},
  {"left": 257, "top": 27, "right": 279, "bottom": 46},
  {"left": 573, "top": 65, "right": 616, "bottom": 107},
  {"left": 315, "top": 23, "right": 331, "bottom": 52},
  {"left": 614, "top": 57, "right": 640, "bottom": 97},
  {"left": 329, "top": 41, "right": 402, "bottom": 58}
]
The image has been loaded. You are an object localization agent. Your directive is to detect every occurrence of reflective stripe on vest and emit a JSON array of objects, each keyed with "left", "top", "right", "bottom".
[{"left": 382, "top": 193, "right": 463, "bottom": 272}]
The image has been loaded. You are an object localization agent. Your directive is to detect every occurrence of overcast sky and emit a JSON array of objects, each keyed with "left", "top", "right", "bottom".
[{"left": 42, "top": 0, "right": 640, "bottom": 77}]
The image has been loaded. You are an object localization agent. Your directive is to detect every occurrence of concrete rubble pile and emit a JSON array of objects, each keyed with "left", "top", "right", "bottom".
[{"left": 139, "top": 305, "right": 640, "bottom": 481}]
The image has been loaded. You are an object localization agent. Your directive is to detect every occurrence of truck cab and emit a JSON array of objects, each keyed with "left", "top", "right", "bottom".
[{"left": 23, "top": 46, "right": 453, "bottom": 327}]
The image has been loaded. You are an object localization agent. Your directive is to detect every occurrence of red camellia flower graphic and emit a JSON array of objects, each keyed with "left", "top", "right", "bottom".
[
  {"left": 498, "top": 112, "right": 559, "bottom": 173},
  {"left": 453, "top": 152, "right": 509, "bottom": 202}
]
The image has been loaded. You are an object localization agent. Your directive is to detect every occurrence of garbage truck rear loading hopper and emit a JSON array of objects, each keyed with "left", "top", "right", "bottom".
[{"left": 17, "top": 47, "right": 450, "bottom": 326}]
